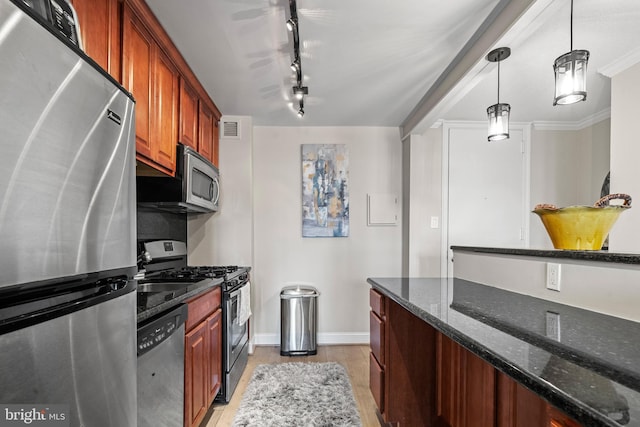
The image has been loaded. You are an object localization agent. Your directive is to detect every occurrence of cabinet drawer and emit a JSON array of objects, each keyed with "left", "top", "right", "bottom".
[
  {"left": 185, "top": 287, "right": 222, "bottom": 332},
  {"left": 369, "top": 351, "right": 385, "bottom": 413},
  {"left": 370, "top": 311, "right": 385, "bottom": 366},
  {"left": 370, "top": 288, "right": 385, "bottom": 317}
]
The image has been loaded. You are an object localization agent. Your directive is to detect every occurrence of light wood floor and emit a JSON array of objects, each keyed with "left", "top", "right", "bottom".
[{"left": 204, "top": 345, "right": 379, "bottom": 427}]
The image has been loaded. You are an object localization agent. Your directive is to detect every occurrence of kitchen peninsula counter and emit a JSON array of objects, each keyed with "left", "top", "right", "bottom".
[
  {"left": 368, "top": 277, "right": 640, "bottom": 427},
  {"left": 451, "top": 246, "right": 640, "bottom": 265}
]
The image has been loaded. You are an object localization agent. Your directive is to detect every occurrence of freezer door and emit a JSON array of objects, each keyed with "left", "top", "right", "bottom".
[
  {"left": 0, "top": 290, "right": 137, "bottom": 427},
  {"left": 0, "top": 0, "right": 136, "bottom": 288}
]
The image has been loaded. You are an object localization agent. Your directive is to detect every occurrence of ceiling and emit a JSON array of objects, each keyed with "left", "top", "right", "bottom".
[
  {"left": 145, "top": 0, "right": 640, "bottom": 129},
  {"left": 441, "top": 0, "right": 640, "bottom": 125},
  {"left": 145, "top": 0, "right": 500, "bottom": 127}
]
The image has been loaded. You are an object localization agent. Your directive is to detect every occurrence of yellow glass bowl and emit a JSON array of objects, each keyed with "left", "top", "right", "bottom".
[{"left": 533, "top": 205, "right": 627, "bottom": 250}]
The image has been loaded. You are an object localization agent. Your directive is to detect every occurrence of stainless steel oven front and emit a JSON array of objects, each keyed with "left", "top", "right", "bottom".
[{"left": 219, "top": 283, "right": 249, "bottom": 403}]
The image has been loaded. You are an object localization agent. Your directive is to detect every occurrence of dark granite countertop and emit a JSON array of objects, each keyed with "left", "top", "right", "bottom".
[
  {"left": 367, "top": 277, "right": 640, "bottom": 427},
  {"left": 136, "top": 278, "right": 223, "bottom": 324},
  {"left": 451, "top": 246, "right": 640, "bottom": 265}
]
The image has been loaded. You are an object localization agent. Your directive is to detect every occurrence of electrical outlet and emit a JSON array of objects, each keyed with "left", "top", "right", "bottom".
[
  {"left": 545, "top": 311, "right": 561, "bottom": 341},
  {"left": 546, "top": 263, "right": 561, "bottom": 291}
]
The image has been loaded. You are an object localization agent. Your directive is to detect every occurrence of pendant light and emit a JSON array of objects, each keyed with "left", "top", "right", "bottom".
[
  {"left": 553, "top": 0, "right": 589, "bottom": 106},
  {"left": 486, "top": 47, "right": 511, "bottom": 142}
]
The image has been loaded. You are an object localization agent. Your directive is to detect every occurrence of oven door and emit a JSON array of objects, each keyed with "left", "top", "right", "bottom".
[{"left": 225, "top": 285, "right": 249, "bottom": 369}]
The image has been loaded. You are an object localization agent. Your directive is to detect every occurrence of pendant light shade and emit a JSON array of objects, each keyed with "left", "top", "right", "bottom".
[
  {"left": 553, "top": 49, "right": 589, "bottom": 105},
  {"left": 487, "top": 103, "right": 510, "bottom": 141},
  {"left": 553, "top": 0, "right": 589, "bottom": 106},
  {"left": 486, "top": 47, "right": 511, "bottom": 142}
]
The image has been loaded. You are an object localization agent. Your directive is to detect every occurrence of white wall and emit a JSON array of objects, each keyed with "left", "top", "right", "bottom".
[
  {"left": 453, "top": 250, "right": 640, "bottom": 322},
  {"left": 403, "top": 119, "right": 611, "bottom": 276},
  {"left": 529, "top": 120, "right": 611, "bottom": 248},
  {"left": 609, "top": 62, "right": 640, "bottom": 253},
  {"left": 405, "top": 129, "right": 443, "bottom": 277},
  {"left": 188, "top": 116, "right": 254, "bottom": 267},
  {"left": 252, "top": 126, "right": 403, "bottom": 345}
]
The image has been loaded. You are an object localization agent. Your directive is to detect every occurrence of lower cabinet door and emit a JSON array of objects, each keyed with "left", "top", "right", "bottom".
[
  {"left": 370, "top": 310, "right": 384, "bottom": 365},
  {"left": 185, "top": 321, "right": 208, "bottom": 427},
  {"left": 497, "top": 372, "right": 547, "bottom": 427},
  {"left": 206, "top": 308, "right": 222, "bottom": 403},
  {"left": 436, "top": 332, "right": 496, "bottom": 427},
  {"left": 369, "top": 351, "right": 384, "bottom": 413},
  {"left": 547, "top": 406, "right": 583, "bottom": 427}
]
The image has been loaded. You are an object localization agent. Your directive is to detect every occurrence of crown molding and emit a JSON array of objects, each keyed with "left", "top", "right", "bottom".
[
  {"left": 598, "top": 47, "right": 640, "bottom": 78},
  {"left": 532, "top": 109, "right": 611, "bottom": 131}
]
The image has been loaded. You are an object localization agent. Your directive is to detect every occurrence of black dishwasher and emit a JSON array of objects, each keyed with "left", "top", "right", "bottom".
[{"left": 137, "top": 304, "right": 188, "bottom": 427}]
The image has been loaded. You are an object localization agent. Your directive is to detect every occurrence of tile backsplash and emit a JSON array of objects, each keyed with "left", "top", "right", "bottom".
[{"left": 137, "top": 208, "right": 186, "bottom": 242}]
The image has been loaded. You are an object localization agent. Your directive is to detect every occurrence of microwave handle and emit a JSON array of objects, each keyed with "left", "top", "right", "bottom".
[{"left": 212, "top": 177, "right": 220, "bottom": 205}]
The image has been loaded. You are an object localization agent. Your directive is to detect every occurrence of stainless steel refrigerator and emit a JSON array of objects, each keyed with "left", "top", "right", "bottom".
[{"left": 0, "top": 1, "right": 137, "bottom": 426}]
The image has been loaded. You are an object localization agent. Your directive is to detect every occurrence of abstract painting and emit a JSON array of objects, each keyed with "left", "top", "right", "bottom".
[{"left": 302, "top": 144, "right": 349, "bottom": 237}]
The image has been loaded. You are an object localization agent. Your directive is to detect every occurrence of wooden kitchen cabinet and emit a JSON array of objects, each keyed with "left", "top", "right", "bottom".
[
  {"left": 370, "top": 286, "right": 584, "bottom": 427},
  {"left": 213, "top": 118, "right": 220, "bottom": 167},
  {"left": 179, "top": 77, "right": 199, "bottom": 150},
  {"left": 436, "top": 332, "right": 496, "bottom": 427},
  {"left": 206, "top": 309, "right": 222, "bottom": 403},
  {"left": 369, "top": 289, "right": 386, "bottom": 415},
  {"left": 74, "top": 0, "right": 222, "bottom": 175},
  {"left": 179, "top": 79, "right": 220, "bottom": 166},
  {"left": 185, "top": 320, "right": 208, "bottom": 427},
  {"left": 184, "top": 287, "right": 222, "bottom": 427},
  {"left": 497, "top": 372, "right": 548, "bottom": 427},
  {"left": 122, "top": 0, "right": 178, "bottom": 175},
  {"left": 547, "top": 406, "right": 583, "bottom": 427},
  {"left": 69, "top": 0, "right": 121, "bottom": 80},
  {"left": 370, "top": 290, "right": 437, "bottom": 426},
  {"left": 198, "top": 99, "right": 215, "bottom": 164}
]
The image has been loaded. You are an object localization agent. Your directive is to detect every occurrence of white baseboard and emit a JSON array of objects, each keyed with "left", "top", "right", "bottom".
[{"left": 253, "top": 332, "right": 370, "bottom": 346}]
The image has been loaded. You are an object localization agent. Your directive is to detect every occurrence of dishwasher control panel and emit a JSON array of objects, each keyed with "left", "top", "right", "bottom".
[{"left": 137, "top": 304, "right": 187, "bottom": 356}]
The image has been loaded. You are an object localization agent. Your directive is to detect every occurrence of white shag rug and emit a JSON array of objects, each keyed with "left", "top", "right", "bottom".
[{"left": 232, "top": 362, "right": 362, "bottom": 427}]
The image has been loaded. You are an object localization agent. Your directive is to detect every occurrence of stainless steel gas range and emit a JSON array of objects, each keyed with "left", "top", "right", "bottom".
[{"left": 137, "top": 240, "right": 251, "bottom": 405}]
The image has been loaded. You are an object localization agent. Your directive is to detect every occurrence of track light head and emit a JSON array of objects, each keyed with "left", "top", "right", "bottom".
[
  {"left": 297, "top": 107, "right": 304, "bottom": 118},
  {"left": 293, "top": 86, "right": 308, "bottom": 100},
  {"left": 286, "top": 18, "right": 297, "bottom": 32},
  {"left": 291, "top": 58, "right": 300, "bottom": 72}
]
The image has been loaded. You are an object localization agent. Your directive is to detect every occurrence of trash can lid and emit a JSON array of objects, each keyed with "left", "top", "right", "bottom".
[{"left": 281, "top": 285, "right": 319, "bottom": 296}]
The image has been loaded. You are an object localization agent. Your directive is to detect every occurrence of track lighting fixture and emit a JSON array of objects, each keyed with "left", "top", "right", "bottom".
[
  {"left": 553, "top": 0, "right": 589, "bottom": 106},
  {"left": 486, "top": 47, "right": 511, "bottom": 142},
  {"left": 291, "top": 58, "right": 300, "bottom": 72},
  {"left": 286, "top": 18, "right": 296, "bottom": 32},
  {"left": 286, "top": 0, "right": 308, "bottom": 118},
  {"left": 293, "top": 86, "right": 308, "bottom": 100}
]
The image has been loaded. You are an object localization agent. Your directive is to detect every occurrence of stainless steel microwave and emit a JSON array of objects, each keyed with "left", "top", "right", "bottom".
[{"left": 137, "top": 144, "right": 220, "bottom": 214}]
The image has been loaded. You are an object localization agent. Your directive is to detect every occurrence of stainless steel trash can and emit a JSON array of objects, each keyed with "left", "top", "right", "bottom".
[{"left": 280, "top": 285, "right": 319, "bottom": 356}]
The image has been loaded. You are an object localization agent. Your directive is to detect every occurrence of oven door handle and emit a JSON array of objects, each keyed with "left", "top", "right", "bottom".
[{"left": 226, "top": 283, "right": 245, "bottom": 299}]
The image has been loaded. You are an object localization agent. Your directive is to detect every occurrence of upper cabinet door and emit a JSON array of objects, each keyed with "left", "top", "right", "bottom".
[
  {"left": 122, "top": 2, "right": 178, "bottom": 175},
  {"left": 122, "top": 4, "right": 153, "bottom": 161},
  {"left": 153, "top": 49, "right": 178, "bottom": 173},
  {"left": 213, "top": 117, "right": 219, "bottom": 168},
  {"left": 198, "top": 100, "right": 214, "bottom": 164},
  {"left": 70, "top": 0, "right": 121, "bottom": 80},
  {"left": 179, "top": 78, "right": 199, "bottom": 150}
]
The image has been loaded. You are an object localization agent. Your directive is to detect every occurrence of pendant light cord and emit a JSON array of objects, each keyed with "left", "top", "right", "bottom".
[
  {"left": 570, "top": 0, "right": 574, "bottom": 51},
  {"left": 497, "top": 59, "right": 501, "bottom": 104}
]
